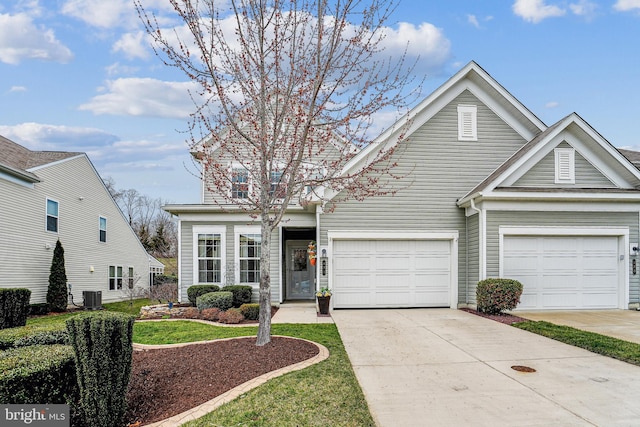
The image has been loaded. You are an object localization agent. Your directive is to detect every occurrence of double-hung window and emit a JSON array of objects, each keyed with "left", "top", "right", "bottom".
[
  {"left": 99, "top": 216, "right": 107, "bottom": 242},
  {"left": 194, "top": 226, "right": 225, "bottom": 284},
  {"left": 46, "top": 199, "right": 59, "bottom": 232},
  {"left": 109, "top": 265, "right": 123, "bottom": 290},
  {"left": 231, "top": 168, "right": 249, "bottom": 199},
  {"left": 128, "top": 267, "right": 135, "bottom": 288},
  {"left": 235, "top": 226, "right": 261, "bottom": 284},
  {"left": 270, "top": 171, "right": 285, "bottom": 198}
]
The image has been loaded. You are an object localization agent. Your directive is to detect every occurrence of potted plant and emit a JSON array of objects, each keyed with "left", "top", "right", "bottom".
[
  {"left": 308, "top": 241, "right": 317, "bottom": 266},
  {"left": 316, "top": 287, "right": 331, "bottom": 315}
]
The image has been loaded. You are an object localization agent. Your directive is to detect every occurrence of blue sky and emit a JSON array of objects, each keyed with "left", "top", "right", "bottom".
[{"left": 1, "top": 0, "right": 639, "bottom": 204}]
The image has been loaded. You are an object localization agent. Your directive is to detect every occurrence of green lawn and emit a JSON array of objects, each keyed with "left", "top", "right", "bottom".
[
  {"left": 514, "top": 321, "right": 640, "bottom": 366},
  {"left": 134, "top": 321, "right": 375, "bottom": 427}
]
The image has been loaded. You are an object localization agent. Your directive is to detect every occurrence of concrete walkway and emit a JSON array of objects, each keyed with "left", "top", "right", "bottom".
[
  {"left": 515, "top": 309, "right": 640, "bottom": 344},
  {"left": 332, "top": 308, "right": 640, "bottom": 426},
  {"left": 271, "top": 301, "right": 334, "bottom": 324}
]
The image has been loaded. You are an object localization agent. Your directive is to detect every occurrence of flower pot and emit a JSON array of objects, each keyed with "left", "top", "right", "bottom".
[
  {"left": 310, "top": 258, "right": 316, "bottom": 266},
  {"left": 317, "top": 296, "right": 330, "bottom": 315}
]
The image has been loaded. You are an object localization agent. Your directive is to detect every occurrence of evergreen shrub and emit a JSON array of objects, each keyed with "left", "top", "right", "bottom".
[
  {"left": 0, "top": 288, "right": 31, "bottom": 329},
  {"left": 476, "top": 278, "right": 523, "bottom": 315},
  {"left": 222, "top": 285, "right": 253, "bottom": 307},
  {"left": 196, "top": 291, "right": 233, "bottom": 311},
  {"left": 187, "top": 284, "right": 220, "bottom": 305}
]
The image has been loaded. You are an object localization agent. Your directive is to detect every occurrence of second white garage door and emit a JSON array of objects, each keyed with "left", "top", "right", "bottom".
[
  {"left": 332, "top": 239, "right": 453, "bottom": 308},
  {"left": 503, "top": 235, "right": 621, "bottom": 310}
]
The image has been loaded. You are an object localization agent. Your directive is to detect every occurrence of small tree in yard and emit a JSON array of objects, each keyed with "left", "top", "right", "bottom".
[
  {"left": 136, "top": 0, "right": 418, "bottom": 345},
  {"left": 47, "top": 240, "right": 68, "bottom": 312}
]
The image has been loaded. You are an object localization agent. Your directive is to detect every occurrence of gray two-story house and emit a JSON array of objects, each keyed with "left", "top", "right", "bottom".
[{"left": 166, "top": 61, "right": 640, "bottom": 311}]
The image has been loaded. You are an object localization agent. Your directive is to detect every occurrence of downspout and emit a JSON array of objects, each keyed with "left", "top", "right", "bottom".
[
  {"left": 470, "top": 197, "right": 485, "bottom": 284},
  {"left": 316, "top": 204, "right": 321, "bottom": 293}
]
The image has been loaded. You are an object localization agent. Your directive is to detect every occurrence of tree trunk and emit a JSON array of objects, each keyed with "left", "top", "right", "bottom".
[{"left": 256, "top": 224, "right": 272, "bottom": 346}]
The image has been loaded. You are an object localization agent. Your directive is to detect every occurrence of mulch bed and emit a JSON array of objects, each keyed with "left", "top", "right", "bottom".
[
  {"left": 125, "top": 336, "right": 319, "bottom": 426},
  {"left": 460, "top": 307, "right": 529, "bottom": 325}
]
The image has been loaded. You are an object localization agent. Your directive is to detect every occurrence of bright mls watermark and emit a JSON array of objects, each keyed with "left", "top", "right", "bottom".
[{"left": 1, "top": 405, "right": 69, "bottom": 426}]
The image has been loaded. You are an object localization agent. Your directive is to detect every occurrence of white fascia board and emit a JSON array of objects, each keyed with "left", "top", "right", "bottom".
[
  {"left": 478, "top": 198, "right": 640, "bottom": 212},
  {"left": 327, "top": 230, "right": 459, "bottom": 241},
  {"left": 26, "top": 154, "right": 85, "bottom": 171}
]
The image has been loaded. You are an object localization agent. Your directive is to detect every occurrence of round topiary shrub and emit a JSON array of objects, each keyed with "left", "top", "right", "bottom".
[
  {"left": 222, "top": 285, "right": 253, "bottom": 307},
  {"left": 187, "top": 285, "right": 220, "bottom": 306},
  {"left": 476, "top": 278, "right": 523, "bottom": 315},
  {"left": 196, "top": 291, "right": 233, "bottom": 312}
]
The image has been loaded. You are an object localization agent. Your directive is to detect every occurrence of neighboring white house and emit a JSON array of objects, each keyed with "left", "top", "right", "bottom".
[
  {"left": 0, "top": 135, "right": 164, "bottom": 306},
  {"left": 165, "top": 61, "right": 640, "bottom": 311}
]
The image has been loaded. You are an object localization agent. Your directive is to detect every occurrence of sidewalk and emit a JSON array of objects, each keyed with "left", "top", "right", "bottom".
[{"left": 271, "top": 302, "right": 334, "bottom": 324}]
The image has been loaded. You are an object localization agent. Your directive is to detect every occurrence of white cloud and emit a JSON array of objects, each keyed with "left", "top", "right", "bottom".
[
  {"left": 614, "top": 0, "right": 640, "bottom": 11},
  {"left": 570, "top": 0, "right": 598, "bottom": 18},
  {"left": 0, "top": 13, "right": 73, "bottom": 64},
  {"left": 512, "top": 0, "right": 566, "bottom": 23},
  {"left": 545, "top": 101, "right": 559, "bottom": 108},
  {"left": 105, "top": 62, "right": 139, "bottom": 77},
  {"left": 79, "top": 78, "right": 201, "bottom": 119},
  {"left": 467, "top": 14, "right": 481, "bottom": 29},
  {"left": 0, "top": 122, "right": 118, "bottom": 151},
  {"left": 60, "top": 0, "right": 137, "bottom": 29},
  {"left": 381, "top": 22, "right": 451, "bottom": 73},
  {"left": 112, "top": 31, "right": 151, "bottom": 60},
  {"left": 9, "top": 86, "right": 27, "bottom": 92}
]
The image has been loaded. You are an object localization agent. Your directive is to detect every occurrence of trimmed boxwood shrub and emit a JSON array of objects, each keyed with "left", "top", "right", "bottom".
[
  {"left": 66, "top": 311, "right": 134, "bottom": 427},
  {"left": 187, "top": 285, "right": 220, "bottom": 306},
  {"left": 197, "top": 291, "right": 233, "bottom": 312},
  {"left": 0, "top": 288, "right": 32, "bottom": 329},
  {"left": 0, "top": 323, "right": 68, "bottom": 350},
  {"left": 0, "top": 344, "right": 77, "bottom": 404},
  {"left": 222, "top": 285, "right": 253, "bottom": 307},
  {"left": 476, "top": 278, "right": 523, "bottom": 315},
  {"left": 29, "top": 303, "right": 50, "bottom": 316},
  {"left": 239, "top": 303, "right": 260, "bottom": 321}
]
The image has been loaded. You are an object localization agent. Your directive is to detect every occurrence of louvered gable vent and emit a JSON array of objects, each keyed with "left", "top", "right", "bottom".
[
  {"left": 457, "top": 104, "right": 477, "bottom": 141},
  {"left": 554, "top": 147, "right": 575, "bottom": 184}
]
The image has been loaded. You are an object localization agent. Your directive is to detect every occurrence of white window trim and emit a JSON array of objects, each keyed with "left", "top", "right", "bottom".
[
  {"left": 192, "top": 225, "right": 226, "bottom": 285},
  {"left": 99, "top": 216, "right": 107, "bottom": 243},
  {"left": 555, "top": 147, "right": 575, "bottom": 184},
  {"left": 46, "top": 198, "right": 59, "bottom": 233},
  {"left": 457, "top": 104, "right": 477, "bottom": 141},
  {"left": 108, "top": 265, "right": 123, "bottom": 291},
  {"left": 127, "top": 266, "right": 135, "bottom": 289},
  {"left": 234, "top": 225, "right": 261, "bottom": 284}
]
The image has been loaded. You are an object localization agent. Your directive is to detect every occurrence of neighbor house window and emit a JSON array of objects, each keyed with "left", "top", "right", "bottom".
[
  {"left": 457, "top": 104, "right": 477, "bottom": 141},
  {"left": 46, "top": 198, "right": 59, "bottom": 232},
  {"left": 231, "top": 168, "right": 249, "bottom": 199},
  {"left": 235, "top": 226, "right": 261, "bottom": 284},
  {"left": 99, "top": 216, "right": 107, "bottom": 242},
  {"left": 555, "top": 147, "right": 575, "bottom": 184},
  {"left": 128, "top": 267, "right": 134, "bottom": 288},
  {"left": 109, "top": 265, "right": 123, "bottom": 290},
  {"left": 193, "top": 226, "right": 226, "bottom": 284},
  {"left": 270, "top": 171, "right": 285, "bottom": 198}
]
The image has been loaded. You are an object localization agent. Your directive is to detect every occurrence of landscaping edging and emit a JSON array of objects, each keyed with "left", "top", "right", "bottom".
[{"left": 135, "top": 335, "right": 330, "bottom": 427}]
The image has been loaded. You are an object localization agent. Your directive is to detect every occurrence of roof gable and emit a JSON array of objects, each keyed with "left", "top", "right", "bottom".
[{"left": 458, "top": 113, "right": 640, "bottom": 205}]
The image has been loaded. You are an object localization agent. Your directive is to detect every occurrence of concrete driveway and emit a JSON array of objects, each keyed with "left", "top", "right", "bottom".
[
  {"left": 515, "top": 310, "right": 640, "bottom": 344},
  {"left": 332, "top": 308, "right": 640, "bottom": 426}
]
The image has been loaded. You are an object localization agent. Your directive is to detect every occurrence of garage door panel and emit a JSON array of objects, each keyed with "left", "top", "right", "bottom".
[
  {"left": 333, "top": 239, "right": 452, "bottom": 308},
  {"left": 503, "top": 235, "right": 621, "bottom": 310}
]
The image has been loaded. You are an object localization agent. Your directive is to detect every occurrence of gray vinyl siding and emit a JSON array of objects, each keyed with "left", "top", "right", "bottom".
[
  {"left": 179, "top": 212, "right": 316, "bottom": 303},
  {"left": 513, "top": 141, "right": 616, "bottom": 188},
  {"left": 320, "top": 90, "right": 529, "bottom": 300},
  {"left": 465, "top": 213, "right": 480, "bottom": 304},
  {"left": 0, "top": 156, "right": 157, "bottom": 304},
  {"left": 485, "top": 210, "right": 639, "bottom": 305}
]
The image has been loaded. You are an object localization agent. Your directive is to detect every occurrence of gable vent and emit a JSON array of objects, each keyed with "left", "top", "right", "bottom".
[
  {"left": 457, "top": 104, "right": 477, "bottom": 141},
  {"left": 554, "top": 147, "right": 575, "bottom": 184}
]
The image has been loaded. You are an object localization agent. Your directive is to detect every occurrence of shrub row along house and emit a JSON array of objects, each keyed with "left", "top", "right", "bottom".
[
  {"left": 166, "top": 61, "right": 640, "bottom": 311},
  {"left": 0, "top": 135, "right": 164, "bottom": 306}
]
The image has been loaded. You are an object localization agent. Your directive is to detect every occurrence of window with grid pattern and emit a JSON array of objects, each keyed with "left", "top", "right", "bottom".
[
  {"left": 198, "top": 233, "right": 222, "bottom": 283},
  {"left": 239, "top": 233, "right": 261, "bottom": 283}
]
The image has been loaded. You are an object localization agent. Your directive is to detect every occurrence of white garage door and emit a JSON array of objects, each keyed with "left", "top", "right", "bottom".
[
  {"left": 503, "top": 236, "right": 621, "bottom": 310},
  {"left": 332, "top": 239, "right": 452, "bottom": 308}
]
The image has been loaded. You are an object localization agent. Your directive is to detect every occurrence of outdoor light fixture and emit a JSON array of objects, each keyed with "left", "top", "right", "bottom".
[{"left": 321, "top": 248, "right": 328, "bottom": 277}]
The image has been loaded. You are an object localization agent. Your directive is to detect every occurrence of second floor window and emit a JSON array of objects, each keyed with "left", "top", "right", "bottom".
[
  {"left": 231, "top": 168, "right": 249, "bottom": 199},
  {"left": 99, "top": 216, "right": 107, "bottom": 242},
  {"left": 46, "top": 199, "right": 59, "bottom": 233}
]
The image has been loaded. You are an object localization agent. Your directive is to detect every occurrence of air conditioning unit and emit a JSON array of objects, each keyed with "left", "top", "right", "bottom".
[{"left": 83, "top": 291, "right": 102, "bottom": 310}]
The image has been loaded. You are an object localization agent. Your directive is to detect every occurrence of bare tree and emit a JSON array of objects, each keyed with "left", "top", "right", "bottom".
[{"left": 136, "top": 0, "right": 417, "bottom": 345}]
